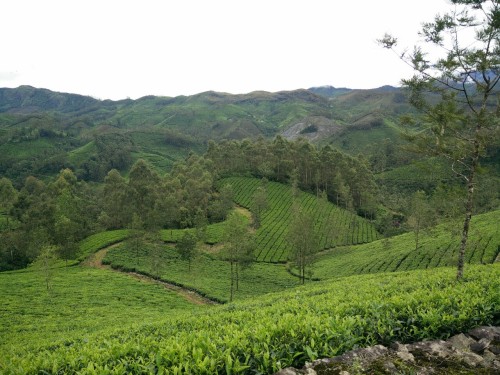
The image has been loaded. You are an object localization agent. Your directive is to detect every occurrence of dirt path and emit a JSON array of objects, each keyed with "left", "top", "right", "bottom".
[
  {"left": 127, "top": 271, "right": 216, "bottom": 305},
  {"left": 81, "top": 244, "right": 119, "bottom": 269},
  {"left": 83, "top": 245, "right": 217, "bottom": 306}
]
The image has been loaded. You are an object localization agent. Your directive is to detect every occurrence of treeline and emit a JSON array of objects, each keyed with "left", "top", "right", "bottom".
[
  {"left": 0, "top": 154, "right": 231, "bottom": 271},
  {"left": 0, "top": 171, "right": 98, "bottom": 270},
  {"left": 206, "top": 136, "right": 378, "bottom": 216}
]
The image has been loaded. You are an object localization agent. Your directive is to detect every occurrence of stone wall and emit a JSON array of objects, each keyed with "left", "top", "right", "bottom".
[{"left": 275, "top": 326, "right": 500, "bottom": 374}]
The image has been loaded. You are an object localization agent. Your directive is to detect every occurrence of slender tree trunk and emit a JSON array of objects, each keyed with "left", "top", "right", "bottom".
[
  {"left": 230, "top": 261, "right": 234, "bottom": 302},
  {"left": 236, "top": 264, "right": 239, "bottom": 291},
  {"left": 301, "top": 253, "right": 305, "bottom": 284},
  {"left": 415, "top": 218, "right": 420, "bottom": 252},
  {"left": 457, "top": 165, "right": 477, "bottom": 280},
  {"left": 457, "top": 130, "right": 480, "bottom": 280}
]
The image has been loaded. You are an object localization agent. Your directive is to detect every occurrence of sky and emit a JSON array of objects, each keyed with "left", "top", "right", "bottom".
[{"left": 1, "top": 0, "right": 452, "bottom": 100}]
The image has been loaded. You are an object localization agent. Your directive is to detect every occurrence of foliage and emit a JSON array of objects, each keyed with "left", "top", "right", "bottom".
[
  {"left": 220, "top": 177, "right": 380, "bottom": 262},
  {"left": 287, "top": 203, "right": 319, "bottom": 284},
  {"left": 0, "top": 266, "right": 197, "bottom": 356},
  {"left": 2, "top": 264, "right": 498, "bottom": 374},
  {"left": 103, "top": 243, "right": 298, "bottom": 302},
  {"left": 406, "top": 190, "right": 436, "bottom": 251},
  {"left": 250, "top": 179, "right": 269, "bottom": 229},
  {"left": 176, "top": 231, "right": 198, "bottom": 271},
  {"left": 76, "top": 229, "right": 130, "bottom": 261},
  {"left": 0, "top": 171, "right": 101, "bottom": 270},
  {"left": 314, "top": 210, "right": 500, "bottom": 279},
  {"left": 379, "top": 0, "right": 500, "bottom": 279},
  {"left": 223, "top": 211, "right": 256, "bottom": 301},
  {"left": 32, "top": 245, "right": 58, "bottom": 291},
  {"left": 207, "top": 138, "right": 379, "bottom": 214},
  {"left": 160, "top": 221, "right": 226, "bottom": 245}
]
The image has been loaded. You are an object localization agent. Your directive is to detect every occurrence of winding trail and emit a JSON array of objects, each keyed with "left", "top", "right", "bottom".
[{"left": 83, "top": 245, "right": 217, "bottom": 306}]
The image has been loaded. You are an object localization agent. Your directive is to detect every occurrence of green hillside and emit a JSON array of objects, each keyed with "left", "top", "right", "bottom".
[
  {"left": 1, "top": 185, "right": 498, "bottom": 372},
  {"left": 94, "top": 191, "right": 497, "bottom": 303},
  {"left": 0, "top": 85, "right": 419, "bottom": 183},
  {"left": 2, "top": 264, "right": 498, "bottom": 374},
  {"left": 102, "top": 243, "right": 299, "bottom": 303},
  {"left": 315, "top": 210, "right": 500, "bottom": 279},
  {"left": 220, "top": 177, "right": 380, "bottom": 262},
  {"left": 0, "top": 266, "right": 197, "bottom": 354}
]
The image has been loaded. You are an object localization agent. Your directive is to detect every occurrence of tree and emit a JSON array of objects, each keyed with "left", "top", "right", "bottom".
[
  {"left": 407, "top": 190, "right": 436, "bottom": 251},
  {"left": 287, "top": 204, "right": 319, "bottom": 284},
  {"left": 101, "top": 169, "right": 130, "bottom": 229},
  {"left": 33, "top": 245, "right": 58, "bottom": 292},
  {"left": 0, "top": 177, "right": 18, "bottom": 229},
  {"left": 51, "top": 170, "right": 82, "bottom": 264},
  {"left": 250, "top": 179, "right": 269, "bottom": 229},
  {"left": 223, "top": 211, "right": 256, "bottom": 302},
  {"left": 147, "top": 231, "right": 165, "bottom": 280},
  {"left": 128, "top": 213, "right": 145, "bottom": 257},
  {"left": 208, "top": 183, "right": 234, "bottom": 222},
  {"left": 128, "top": 159, "right": 162, "bottom": 229},
  {"left": 176, "top": 231, "right": 198, "bottom": 271},
  {"left": 379, "top": 0, "right": 499, "bottom": 279}
]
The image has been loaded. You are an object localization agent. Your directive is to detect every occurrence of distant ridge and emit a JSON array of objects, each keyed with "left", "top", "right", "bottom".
[{"left": 307, "top": 85, "right": 352, "bottom": 98}]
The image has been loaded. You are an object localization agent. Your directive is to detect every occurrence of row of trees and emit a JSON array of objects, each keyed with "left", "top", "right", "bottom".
[
  {"left": 206, "top": 136, "right": 379, "bottom": 216},
  {"left": 100, "top": 154, "right": 232, "bottom": 231}
]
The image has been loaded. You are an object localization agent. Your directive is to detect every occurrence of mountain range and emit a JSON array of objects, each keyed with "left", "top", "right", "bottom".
[{"left": 0, "top": 84, "right": 414, "bottom": 183}]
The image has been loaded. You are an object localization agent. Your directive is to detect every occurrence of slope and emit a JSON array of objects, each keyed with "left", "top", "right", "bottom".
[
  {"left": 0, "top": 265, "right": 200, "bottom": 353},
  {"left": 2, "top": 263, "right": 498, "bottom": 373},
  {"left": 314, "top": 210, "right": 500, "bottom": 279},
  {"left": 220, "top": 176, "right": 380, "bottom": 262}
]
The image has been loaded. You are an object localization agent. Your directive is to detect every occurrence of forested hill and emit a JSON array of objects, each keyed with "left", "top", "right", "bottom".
[{"left": 0, "top": 85, "right": 414, "bottom": 183}]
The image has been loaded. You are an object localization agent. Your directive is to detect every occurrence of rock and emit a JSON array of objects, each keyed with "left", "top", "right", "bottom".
[
  {"left": 482, "top": 349, "right": 498, "bottom": 366},
  {"left": 273, "top": 327, "right": 500, "bottom": 375},
  {"left": 274, "top": 368, "right": 302, "bottom": 375},
  {"left": 390, "top": 342, "right": 406, "bottom": 351},
  {"left": 396, "top": 350, "right": 415, "bottom": 363},
  {"left": 494, "top": 360, "right": 500, "bottom": 370},
  {"left": 448, "top": 333, "right": 475, "bottom": 351},
  {"left": 468, "top": 326, "right": 500, "bottom": 341},
  {"left": 458, "top": 351, "right": 485, "bottom": 368},
  {"left": 407, "top": 339, "right": 455, "bottom": 359},
  {"left": 490, "top": 344, "right": 500, "bottom": 355},
  {"left": 470, "top": 338, "right": 491, "bottom": 353}
]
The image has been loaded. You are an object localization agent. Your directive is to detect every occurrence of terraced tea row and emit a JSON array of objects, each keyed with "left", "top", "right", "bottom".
[
  {"left": 220, "top": 177, "right": 380, "bottom": 262},
  {"left": 314, "top": 210, "right": 500, "bottom": 279},
  {"left": 3, "top": 264, "right": 498, "bottom": 374}
]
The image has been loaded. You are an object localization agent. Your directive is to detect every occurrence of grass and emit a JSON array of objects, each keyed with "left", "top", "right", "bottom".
[
  {"left": 129, "top": 130, "right": 198, "bottom": 172},
  {"left": 77, "top": 229, "right": 130, "bottom": 261},
  {"left": 160, "top": 220, "right": 226, "bottom": 244},
  {"left": 67, "top": 140, "right": 97, "bottom": 165}
]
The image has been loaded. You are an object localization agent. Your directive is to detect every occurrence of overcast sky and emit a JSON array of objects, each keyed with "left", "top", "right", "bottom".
[{"left": 1, "top": 0, "right": 452, "bottom": 100}]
